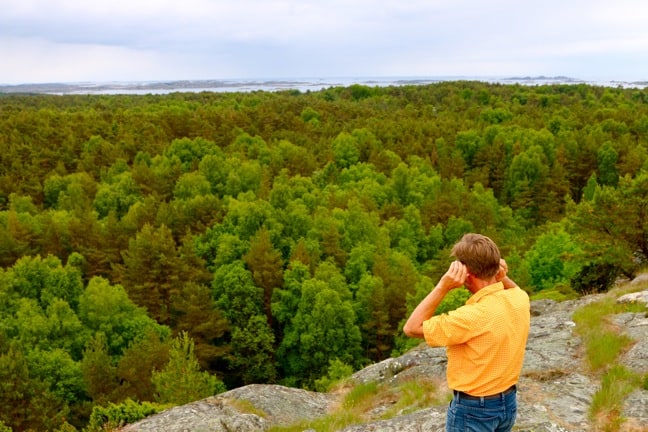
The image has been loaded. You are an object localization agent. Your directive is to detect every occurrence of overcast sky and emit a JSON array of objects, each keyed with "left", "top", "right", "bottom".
[{"left": 2, "top": 0, "right": 648, "bottom": 85}]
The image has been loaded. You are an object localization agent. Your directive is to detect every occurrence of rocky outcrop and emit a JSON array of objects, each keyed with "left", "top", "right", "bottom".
[
  {"left": 121, "top": 385, "right": 335, "bottom": 432},
  {"left": 122, "top": 283, "right": 648, "bottom": 432}
]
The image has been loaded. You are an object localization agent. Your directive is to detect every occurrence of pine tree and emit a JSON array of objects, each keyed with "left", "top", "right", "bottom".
[{"left": 151, "top": 332, "right": 224, "bottom": 405}]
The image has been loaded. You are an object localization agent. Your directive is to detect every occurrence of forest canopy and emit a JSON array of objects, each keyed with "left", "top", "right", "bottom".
[{"left": 0, "top": 81, "right": 647, "bottom": 430}]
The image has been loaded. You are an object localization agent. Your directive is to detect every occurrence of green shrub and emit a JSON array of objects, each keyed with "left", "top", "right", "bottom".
[
  {"left": 530, "top": 283, "right": 579, "bottom": 302},
  {"left": 314, "top": 359, "right": 355, "bottom": 392},
  {"left": 84, "top": 399, "right": 165, "bottom": 432},
  {"left": 571, "top": 262, "right": 620, "bottom": 295},
  {"left": 436, "top": 288, "right": 471, "bottom": 315}
]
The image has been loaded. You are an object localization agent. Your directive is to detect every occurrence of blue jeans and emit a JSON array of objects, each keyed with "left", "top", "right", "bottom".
[{"left": 446, "top": 387, "right": 517, "bottom": 432}]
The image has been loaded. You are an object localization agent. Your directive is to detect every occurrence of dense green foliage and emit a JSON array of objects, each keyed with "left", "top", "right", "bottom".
[
  {"left": 85, "top": 399, "right": 165, "bottom": 432},
  {"left": 0, "top": 81, "right": 647, "bottom": 430}
]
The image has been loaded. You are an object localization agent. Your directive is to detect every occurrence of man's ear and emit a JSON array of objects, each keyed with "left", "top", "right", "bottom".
[{"left": 495, "top": 267, "right": 506, "bottom": 281}]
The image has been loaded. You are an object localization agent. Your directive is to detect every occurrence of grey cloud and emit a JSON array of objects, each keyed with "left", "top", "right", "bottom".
[{"left": 2, "top": 0, "right": 648, "bottom": 83}]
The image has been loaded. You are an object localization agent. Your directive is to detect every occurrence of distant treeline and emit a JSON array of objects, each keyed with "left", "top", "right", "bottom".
[{"left": 0, "top": 82, "right": 646, "bottom": 431}]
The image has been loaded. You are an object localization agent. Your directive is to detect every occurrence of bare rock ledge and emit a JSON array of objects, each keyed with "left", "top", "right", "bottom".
[{"left": 122, "top": 284, "right": 648, "bottom": 432}]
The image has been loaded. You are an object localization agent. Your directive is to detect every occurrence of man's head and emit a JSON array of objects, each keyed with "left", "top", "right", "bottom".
[{"left": 451, "top": 233, "right": 501, "bottom": 280}]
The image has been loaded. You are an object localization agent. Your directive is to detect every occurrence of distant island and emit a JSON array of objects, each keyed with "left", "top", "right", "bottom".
[{"left": 1, "top": 76, "right": 646, "bottom": 95}]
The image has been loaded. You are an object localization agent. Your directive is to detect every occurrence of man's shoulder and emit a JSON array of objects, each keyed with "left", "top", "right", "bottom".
[
  {"left": 482, "top": 286, "right": 530, "bottom": 312},
  {"left": 492, "top": 284, "right": 529, "bottom": 299},
  {"left": 504, "top": 285, "right": 531, "bottom": 303}
]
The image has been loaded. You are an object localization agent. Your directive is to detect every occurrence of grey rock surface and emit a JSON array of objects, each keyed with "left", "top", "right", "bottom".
[
  {"left": 612, "top": 312, "right": 648, "bottom": 374},
  {"left": 617, "top": 289, "right": 648, "bottom": 305},
  {"left": 120, "top": 398, "right": 267, "bottom": 432},
  {"left": 121, "top": 290, "right": 648, "bottom": 432},
  {"left": 629, "top": 273, "right": 648, "bottom": 287}
]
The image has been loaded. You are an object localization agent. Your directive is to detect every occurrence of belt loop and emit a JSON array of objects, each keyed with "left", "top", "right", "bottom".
[{"left": 479, "top": 396, "right": 485, "bottom": 407}]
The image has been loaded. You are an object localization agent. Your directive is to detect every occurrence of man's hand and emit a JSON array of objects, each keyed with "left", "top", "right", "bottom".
[
  {"left": 496, "top": 259, "right": 508, "bottom": 281},
  {"left": 438, "top": 260, "right": 469, "bottom": 291},
  {"left": 497, "top": 258, "right": 518, "bottom": 289},
  {"left": 403, "top": 260, "right": 466, "bottom": 339}
]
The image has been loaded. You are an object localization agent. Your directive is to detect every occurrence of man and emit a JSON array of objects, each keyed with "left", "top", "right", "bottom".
[{"left": 403, "top": 233, "right": 530, "bottom": 432}]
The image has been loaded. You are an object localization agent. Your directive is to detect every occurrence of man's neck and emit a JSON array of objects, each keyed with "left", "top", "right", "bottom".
[{"left": 466, "top": 276, "right": 498, "bottom": 294}]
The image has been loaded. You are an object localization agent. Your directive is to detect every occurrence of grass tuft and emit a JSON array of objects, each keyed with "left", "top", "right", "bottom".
[
  {"left": 380, "top": 378, "right": 446, "bottom": 418},
  {"left": 342, "top": 381, "right": 379, "bottom": 410},
  {"left": 590, "top": 365, "right": 641, "bottom": 432},
  {"left": 226, "top": 398, "right": 268, "bottom": 418},
  {"left": 585, "top": 331, "right": 634, "bottom": 371},
  {"left": 572, "top": 287, "right": 648, "bottom": 430},
  {"left": 269, "top": 378, "right": 446, "bottom": 432},
  {"left": 572, "top": 294, "right": 646, "bottom": 371}
]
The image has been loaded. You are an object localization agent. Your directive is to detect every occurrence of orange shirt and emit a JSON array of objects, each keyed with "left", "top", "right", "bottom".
[{"left": 422, "top": 282, "right": 530, "bottom": 396}]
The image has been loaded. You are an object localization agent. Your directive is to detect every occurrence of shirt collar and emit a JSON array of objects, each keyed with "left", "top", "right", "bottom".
[{"left": 466, "top": 281, "right": 504, "bottom": 305}]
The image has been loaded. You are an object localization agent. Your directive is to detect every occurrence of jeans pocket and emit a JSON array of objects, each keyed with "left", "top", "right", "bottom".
[
  {"left": 496, "top": 407, "right": 517, "bottom": 432},
  {"left": 464, "top": 412, "right": 500, "bottom": 432},
  {"left": 446, "top": 405, "right": 458, "bottom": 432}
]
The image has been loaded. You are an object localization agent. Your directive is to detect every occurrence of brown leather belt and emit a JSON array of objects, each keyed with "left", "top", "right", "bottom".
[{"left": 453, "top": 385, "right": 516, "bottom": 401}]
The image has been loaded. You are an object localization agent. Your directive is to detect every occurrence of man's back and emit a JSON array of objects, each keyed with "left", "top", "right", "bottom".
[{"left": 424, "top": 283, "right": 530, "bottom": 396}]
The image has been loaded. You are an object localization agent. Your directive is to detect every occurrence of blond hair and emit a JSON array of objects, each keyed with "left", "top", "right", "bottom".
[{"left": 451, "top": 233, "right": 501, "bottom": 279}]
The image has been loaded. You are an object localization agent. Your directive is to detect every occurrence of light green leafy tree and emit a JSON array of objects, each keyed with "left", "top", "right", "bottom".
[
  {"left": 0, "top": 346, "right": 68, "bottom": 431},
  {"left": 455, "top": 129, "right": 484, "bottom": 169},
  {"left": 198, "top": 152, "right": 229, "bottom": 197},
  {"left": 212, "top": 261, "right": 276, "bottom": 383},
  {"left": 272, "top": 261, "right": 310, "bottom": 329},
  {"left": 278, "top": 278, "right": 362, "bottom": 387},
  {"left": 337, "top": 198, "right": 381, "bottom": 252},
  {"left": 173, "top": 171, "right": 212, "bottom": 200},
  {"left": 27, "top": 348, "right": 86, "bottom": 404},
  {"left": 224, "top": 159, "right": 263, "bottom": 197},
  {"left": 230, "top": 132, "right": 272, "bottom": 165},
  {"left": 9, "top": 296, "right": 88, "bottom": 364},
  {"left": 229, "top": 314, "right": 277, "bottom": 384},
  {"left": 523, "top": 225, "right": 584, "bottom": 292},
  {"left": 313, "top": 259, "right": 352, "bottom": 300},
  {"left": 8, "top": 254, "right": 84, "bottom": 311},
  {"left": 344, "top": 242, "right": 377, "bottom": 287},
  {"left": 222, "top": 197, "right": 274, "bottom": 241},
  {"left": 505, "top": 145, "right": 550, "bottom": 225},
  {"left": 43, "top": 172, "right": 97, "bottom": 211},
  {"left": 332, "top": 132, "right": 361, "bottom": 169},
  {"left": 569, "top": 171, "right": 648, "bottom": 276},
  {"left": 165, "top": 137, "right": 221, "bottom": 171},
  {"left": 383, "top": 205, "right": 425, "bottom": 262},
  {"left": 93, "top": 170, "right": 143, "bottom": 219},
  {"left": 212, "top": 261, "right": 263, "bottom": 327},
  {"left": 78, "top": 276, "right": 170, "bottom": 356}
]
